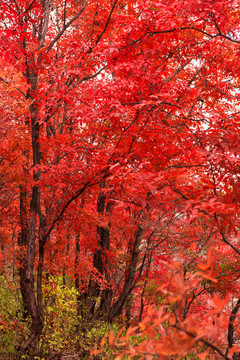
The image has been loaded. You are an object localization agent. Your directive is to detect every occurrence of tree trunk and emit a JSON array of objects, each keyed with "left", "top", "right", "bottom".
[
  {"left": 109, "top": 225, "right": 143, "bottom": 322},
  {"left": 139, "top": 250, "right": 152, "bottom": 322},
  {"left": 87, "top": 188, "right": 113, "bottom": 318},
  {"left": 18, "top": 186, "right": 29, "bottom": 319},
  {"left": 19, "top": 54, "right": 46, "bottom": 353},
  {"left": 75, "top": 234, "right": 82, "bottom": 318}
]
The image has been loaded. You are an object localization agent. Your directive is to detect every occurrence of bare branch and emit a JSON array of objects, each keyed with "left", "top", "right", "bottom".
[
  {"left": 95, "top": 0, "right": 118, "bottom": 45},
  {"left": 23, "top": 0, "right": 36, "bottom": 14},
  {"left": 63, "top": 0, "right": 67, "bottom": 27},
  {"left": 46, "top": 0, "right": 88, "bottom": 53},
  {"left": 221, "top": 231, "right": 240, "bottom": 256},
  {"left": 12, "top": 0, "right": 20, "bottom": 14},
  {"left": 214, "top": 214, "right": 240, "bottom": 256},
  {"left": 211, "top": 13, "right": 240, "bottom": 44}
]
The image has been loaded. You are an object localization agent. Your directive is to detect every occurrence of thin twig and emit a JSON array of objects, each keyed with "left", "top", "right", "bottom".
[{"left": 46, "top": 0, "right": 88, "bottom": 53}]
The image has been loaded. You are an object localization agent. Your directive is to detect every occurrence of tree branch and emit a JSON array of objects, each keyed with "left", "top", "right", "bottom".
[
  {"left": 173, "top": 324, "right": 230, "bottom": 360},
  {"left": 95, "top": 0, "right": 118, "bottom": 46},
  {"left": 228, "top": 299, "right": 240, "bottom": 349},
  {"left": 46, "top": 0, "right": 88, "bottom": 53},
  {"left": 41, "top": 179, "right": 97, "bottom": 246},
  {"left": 0, "top": 77, "right": 26, "bottom": 96}
]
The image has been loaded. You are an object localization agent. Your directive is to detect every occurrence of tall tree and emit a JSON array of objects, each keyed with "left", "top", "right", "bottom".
[{"left": 0, "top": 0, "right": 240, "bottom": 356}]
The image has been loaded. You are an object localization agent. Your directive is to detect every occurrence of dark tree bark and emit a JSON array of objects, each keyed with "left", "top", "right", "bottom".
[
  {"left": 19, "top": 65, "right": 46, "bottom": 352},
  {"left": 87, "top": 188, "right": 113, "bottom": 317},
  {"left": 109, "top": 225, "right": 143, "bottom": 322},
  {"left": 75, "top": 234, "right": 83, "bottom": 318},
  {"left": 139, "top": 250, "right": 152, "bottom": 322},
  {"left": 18, "top": 186, "right": 29, "bottom": 319},
  {"left": 227, "top": 298, "right": 240, "bottom": 356}
]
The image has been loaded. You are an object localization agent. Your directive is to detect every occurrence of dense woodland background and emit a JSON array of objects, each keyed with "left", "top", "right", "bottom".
[{"left": 1, "top": 0, "right": 240, "bottom": 359}]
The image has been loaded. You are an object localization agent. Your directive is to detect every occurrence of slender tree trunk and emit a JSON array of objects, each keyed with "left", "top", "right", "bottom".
[
  {"left": 75, "top": 234, "right": 82, "bottom": 317},
  {"left": 139, "top": 250, "right": 152, "bottom": 322},
  {"left": 125, "top": 295, "right": 132, "bottom": 329},
  {"left": 20, "top": 188, "right": 42, "bottom": 353},
  {"left": 19, "top": 56, "right": 46, "bottom": 353},
  {"left": 87, "top": 186, "right": 113, "bottom": 318},
  {"left": 18, "top": 186, "right": 29, "bottom": 319},
  {"left": 109, "top": 225, "right": 143, "bottom": 322},
  {"left": 18, "top": 0, "right": 53, "bottom": 345}
]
